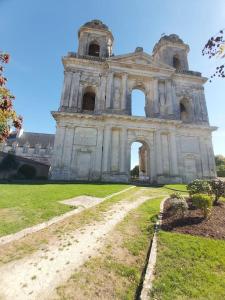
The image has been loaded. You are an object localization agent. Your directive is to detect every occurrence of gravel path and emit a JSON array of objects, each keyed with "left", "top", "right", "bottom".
[{"left": 0, "top": 189, "right": 152, "bottom": 300}]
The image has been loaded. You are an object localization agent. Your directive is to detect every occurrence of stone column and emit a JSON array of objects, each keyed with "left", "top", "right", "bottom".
[
  {"left": 153, "top": 79, "right": 159, "bottom": 115},
  {"left": 199, "top": 136, "right": 209, "bottom": 177},
  {"left": 199, "top": 90, "right": 209, "bottom": 123},
  {"left": 105, "top": 72, "right": 114, "bottom": 109},
  {"left": 51, "top": 125, "right": 66, "bottom": 169},
  {"left": 166, "top": 80, "right": 173, "bottom": 115},
  {"left": 169, "top": 131, "right": 178, "bottom": 175},
  {"left": 98, "top": 75, "right": 107, "bottom": 112},
  {"left": 155, "top": 130, "right": 162, "bottom": 174},
  {"left": 69, "top": 72, "right": 81, "bottom": 110},
  {"left": 77, "top": 85, "right": 84, "bottom": 112},
  {"left": 102, "top": 126, "right": 111, "bottom": 172},
  {"left": 120, "top": 127, "right": 127, "bottom": 173},
  {"left": 60, "top": 71, "right": 73, "bottom": 108},
  {"left": 121, "top": 73, "right": 128, "bottom": 111}
]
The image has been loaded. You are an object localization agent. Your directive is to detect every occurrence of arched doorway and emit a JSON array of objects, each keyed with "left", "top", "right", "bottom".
[
  {"left": 130, "top": 140, "right": 150, "bottom": 182},
  {"left": 131, "top": 89, "right": 146, "bottom": 117}
]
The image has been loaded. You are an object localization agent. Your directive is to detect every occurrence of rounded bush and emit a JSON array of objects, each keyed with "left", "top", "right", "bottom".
[
  {"left": 191, "top": 193, "right": 213, "bottom": 218},
  {"left": 18, "top": 164, "right": 36, "bottom": 179},
  {"left": 170, "top": 192, "right": 184, "bottom": 200},
  {"left": 169, "top": 198, "right": 188, "bottom": 218},
  {"left": 187, "top": 179, "right": 211, "bottom": 196}
]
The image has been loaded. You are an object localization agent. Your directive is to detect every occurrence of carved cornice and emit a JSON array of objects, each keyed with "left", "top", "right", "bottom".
[{"left": 51, "top": 111, "right": 217, "bottom": 132}]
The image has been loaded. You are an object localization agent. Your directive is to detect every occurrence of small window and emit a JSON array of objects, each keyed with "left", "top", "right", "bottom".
[
  {"left": 180, "top": 101, "right": 189, "bottom": 122},
  {"left": 82, "top": 92, "right": 95, "bottom": 111},
  {"left": 88, "top": 43, "right": 100, "bottom": 57},
  {"left": 173, "top": 55, "right": 181, "bottom": 69}
]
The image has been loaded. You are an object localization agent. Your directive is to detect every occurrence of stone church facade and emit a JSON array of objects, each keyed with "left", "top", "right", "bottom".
[{"left": 50, "top": 20, "right": 217, "bottom": 183}]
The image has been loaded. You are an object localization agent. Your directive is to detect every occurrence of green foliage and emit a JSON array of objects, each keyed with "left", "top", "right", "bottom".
[
  {"left": 208, "top": 178, "right": 225, "bottom": 204},
  {"left": 169, "top": 198, "right": 188, "bottom": 218},
  {"left": 0, "top": 153, "right": 18, "bottom": 171},
  {"left": 170, "top": 192, "right": 184, "bottom": 199},
  {"left": 215, "top": 155, "right": 225, "bottom": 177},
  {"left": 18, "top": 164, "right": 36, "bottom": 179},
  {"left": 130, "top": 165, "right": 139, "bottom": 177},
  {"left": 187, "top": 179, "right": 211, "bottom": 196},
  {"left": 152, "top": 231, "right": 225, "bottom": 299},
  {"left": 191, "top": 193, "right": 213, "bottom": 218}
]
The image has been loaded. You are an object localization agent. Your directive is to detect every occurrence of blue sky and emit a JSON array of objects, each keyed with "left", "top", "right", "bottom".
[{"left": 1, "top": 0, "right": 225, "bottom": 167}]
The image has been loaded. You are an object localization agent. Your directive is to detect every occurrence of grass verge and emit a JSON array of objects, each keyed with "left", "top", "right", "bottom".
[
  {"left": 151, "top": 231, "right": 225, "bottom": 300},
  {"left": 0, "top": 183, "right": 128, "bottom": 236},
  {"left": 55, "top": 196, "right": 164, "bottom": 300}
]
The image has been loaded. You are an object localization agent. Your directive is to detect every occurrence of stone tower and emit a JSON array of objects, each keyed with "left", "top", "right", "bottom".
[{"left": 50, "top": 20, "right": 216, "bottom": 183}]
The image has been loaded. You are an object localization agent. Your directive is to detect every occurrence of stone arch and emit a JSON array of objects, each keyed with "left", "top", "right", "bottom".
[
  {"left": 88, "top": 41, "right": 100, "bottom": 57},
  {"left": 82, "top": 86, "right": 96, "bottom": 111},
  {"left": 173, "top": 54, "right": 181, "bottom": 70},
  {"left": 129, "top": 138, "right": 150, "bottom": 182},
  {"left": 129, "top": 83, "right": 148, "bottom": 117},
  {"left": 179, "top": 97, "right": 192, "bottom": 122}
]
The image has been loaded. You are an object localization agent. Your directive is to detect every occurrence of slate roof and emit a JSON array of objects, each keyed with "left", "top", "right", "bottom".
[{"left": 7, "top": 131, "right": 55, "bottom": 148}]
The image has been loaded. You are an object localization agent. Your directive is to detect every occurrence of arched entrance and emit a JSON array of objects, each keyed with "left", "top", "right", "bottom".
[{"left": 130, "top": 140, "right": 150, "bottom": 182}]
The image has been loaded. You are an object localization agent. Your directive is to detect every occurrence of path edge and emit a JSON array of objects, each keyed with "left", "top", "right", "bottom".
[{"left": 140, "top": 196, "right": 167, "bottom": 300}]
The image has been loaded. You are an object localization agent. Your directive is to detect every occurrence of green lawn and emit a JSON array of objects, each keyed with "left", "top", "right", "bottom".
[
  {"left": 151, "top": 231, "right": 225, "bottom": 300},
  {"left": 164, "top": 183, "right": 187, "bottom": 193},
  {"left": 0, "top": 183, "right": 129, "bottom": 236}
]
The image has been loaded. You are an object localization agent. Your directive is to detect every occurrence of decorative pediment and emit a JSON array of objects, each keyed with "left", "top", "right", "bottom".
[{"left": 108, "top": 51, "right": 174, "bottom": 70}]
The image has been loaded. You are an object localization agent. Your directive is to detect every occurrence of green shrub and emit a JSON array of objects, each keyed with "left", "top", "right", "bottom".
[
  {"left": 191, "top": 194, "right": 213, "bottom": 218},
  {"left": 187, "top": 179, "right": 211, "bottom": 196},
  {"left": 170, "top": 192, "right": 184, "bottom": 200},
  {"left": 208, "top": 178, "right": 225, "bottom": 205},
  {"left": 18, "top": 164, "right": 36, "bottom": 179},
  {"left": 169, "top": 198, "right": 188, "bottom": 218}
]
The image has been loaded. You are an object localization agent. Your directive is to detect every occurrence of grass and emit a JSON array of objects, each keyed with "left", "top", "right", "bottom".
[
  {"left": 0, "top": 183, "right": 129, "bottom": 236},
  {"left": 151, "top": 231, "right": 225, "bottom": 300},
  {"left": 164, "top": 183, "right": 188, "bottom": 193},
  {"left": 56, "top": 196, "right": 164, "bottom": 299},
  {"left": 0, "top": 186, "right": 163, "bottom": 265}
]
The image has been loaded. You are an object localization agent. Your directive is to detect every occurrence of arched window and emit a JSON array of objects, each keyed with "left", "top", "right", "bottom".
[
  {"left": 173, "top": 55, "right": 181, "bottom": 69},
  {"left": 180, "top": 99, "right": 191, "bottom": 122},
  {"left": 131, "top": 89, "right": 146, "bottom": 116},
  {"left": 82, "top": 89, "right": 95, "bottom": 111},
  {"left": 88, "top": 43, "right": 100, "bottom": 57}
]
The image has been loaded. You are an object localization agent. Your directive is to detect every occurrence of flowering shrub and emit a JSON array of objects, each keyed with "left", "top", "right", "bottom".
[
  {"left": 169, "top": 198, "right": 188, "bottom": 218},
  {"left": 191, "top": 194, "right": 213, "bottom": 218},
  {"left": 208, "top": 178, "right": 225, "bottom": 205},
  {"left": 187, "top": 179, "right": 211, "bottom": 196},
  {"left": 170, "top": 192, "right": 184, "bottom": 200},
  {"left": 0, "top": 52, "right": 22, "bottom": 142}
]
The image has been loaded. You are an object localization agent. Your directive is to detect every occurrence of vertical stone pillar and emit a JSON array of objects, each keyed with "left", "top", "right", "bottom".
[
  {"left": 98, "top": 75, "right": 107, "bottom": 112},
  {"left": 102, "top": 126, "right": 111, "bottom": 172},
  {"left": 120, "top": 127, "right": 127, "bottom": 173},
  {"left": 166, "top": 80, "right": 173, "bottom": 114},
  {"left": 169, "top": 131, "right": 178, "bottom": 175},
  {"left": 60, "top": 71, "right": 73, "bottom": 108},
  {"left": 69, "top": 71, "right": 81, "bottom": 109},
  {"left": 199, "top": 136, "right": 209, "bottom": 177},
  {"left": 153, "top": 79, "right": 159, "bottom": 115},
  {"left": 51, "top": 125, "right": 66, "bottom": 169},
  {"left": 77, "top": 85, "right": 84, "bottom": 112},
  {"left": 155, "top": 130, "right": 162, "bottom": 174},
  {"left": 199, "top": 90, "right": 209, "bottom": 123},
  {"left": 106, "top": 72, "right": 114, "bottom": 109},
  {"left": 121, "top": 73, "right": 128, "bottom": 111}
]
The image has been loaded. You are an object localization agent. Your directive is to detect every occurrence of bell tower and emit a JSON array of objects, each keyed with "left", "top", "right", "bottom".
[
  {"left": 77, "top": 19, "right": 114, "bottom": 58},
  {"left": 152, "top": 34, "right": 189, "bottom": 70}
]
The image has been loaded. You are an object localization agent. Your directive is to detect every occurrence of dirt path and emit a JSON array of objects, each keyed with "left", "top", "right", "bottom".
[{"left": 0, "top": 189, "right": 155, "bottom": 300}]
